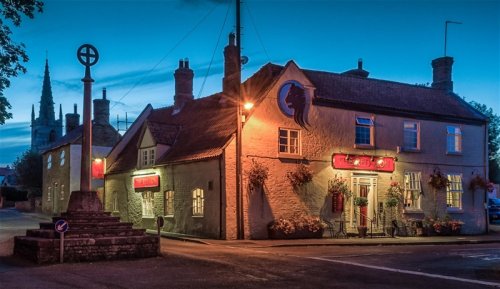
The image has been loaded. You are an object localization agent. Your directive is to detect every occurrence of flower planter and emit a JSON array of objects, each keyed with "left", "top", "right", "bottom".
[
  {"left": 268, "top": 228, "right": 324, "bottom": 240},
  {"left": 357, "top": 226, "right": 368, "bottom": 238}
]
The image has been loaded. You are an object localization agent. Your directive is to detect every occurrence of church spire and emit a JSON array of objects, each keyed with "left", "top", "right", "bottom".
[
  {"left": 38, "top": 58, "right": 55, "bottom": 124},
  {"left": 59, "top": 104, "right": 63, "bottom": 120},
  {"left": 31, "top": 104, "right": 35, "bottom": 121}
]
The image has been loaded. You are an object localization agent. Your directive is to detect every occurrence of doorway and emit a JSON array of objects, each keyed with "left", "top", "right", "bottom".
[{"left": 349, "top": 174, "right": 378, "bottom": 227}]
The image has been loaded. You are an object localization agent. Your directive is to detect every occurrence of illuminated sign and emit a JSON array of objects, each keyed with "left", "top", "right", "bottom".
[
  {"left": 332, "top": 154, "right": 395, "bottom": 172},
  {"left": 92, "top": 158, "right": 105, "bottom": 179},
  {"left": 133, "top": 175, "right": 160, "bottom": 189}
]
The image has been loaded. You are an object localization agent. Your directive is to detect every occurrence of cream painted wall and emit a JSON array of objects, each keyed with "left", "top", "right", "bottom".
[{"left": 241, "top": 62, "right": 487, "bottom": 236}]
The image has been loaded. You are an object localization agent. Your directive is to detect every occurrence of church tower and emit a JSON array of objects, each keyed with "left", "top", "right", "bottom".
[{"left": 31, "top": 59, "right": 63, "bottom": 152}]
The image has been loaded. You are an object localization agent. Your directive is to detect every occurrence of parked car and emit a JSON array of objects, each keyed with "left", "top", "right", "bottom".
[{"left": 488, "top": 198, "right": 500, "bottom": 222}]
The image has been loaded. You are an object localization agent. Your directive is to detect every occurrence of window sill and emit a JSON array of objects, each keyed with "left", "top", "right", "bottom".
[
  {"left": 446, "top": 208, "right": 464, "bottom": 213},
  {"left": 164, "top": 214, "right": 174, "bottom": 218},
  {"left": 446, "top": 151, "right": 462, "bottom": 156},
  {"left": 278, "top": 153, "right": 302, "bottom": 160},
  {"left": 192, "top": 215, "right": 204, "bottom": 218},
  {"left": 403, "top": 208, "right": 424, "bottom": 214},
  {"left": 354, "top": 144, "right": 375, "bottom": 150},
  {"left": 142, "top": 216, "right": 155, "bottom": 219},
  {"left": 402, "top": 148, "right": 421, "bottom": 153}
]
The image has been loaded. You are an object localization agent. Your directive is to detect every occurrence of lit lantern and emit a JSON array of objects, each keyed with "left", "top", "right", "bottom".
[{"left": 92, "top": 158, "right": 105, "bottom": 179}]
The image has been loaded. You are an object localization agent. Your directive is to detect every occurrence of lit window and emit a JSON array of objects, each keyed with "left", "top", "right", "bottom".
[
  {"left": 47, "top": 186, "right": 52, "bottom": 201},
  {"left": 447, "top": 126, "right": 462, "bottom": 153},
  {"left": 192, "top": 188, "right": 204, "bottom": 217},
  {"left": 165, "top": 190, "right": 174, "bottom": 216},
  {"left": 404, "top": 172, "right": 421, "bottom": 209},
  {"left": 47, "top": 155, "right": 52, "bottom": 169},
  {"left": 60, "top": 150, "right": 65, "bottom": 166},
  {"left": 355, "top": 117, "right": 374, "bottom": 146},
  {"left": 60, "top": 185, "right": 64, "bottom": 200},
  {"left": 279, "top": 128, "right": 300, "bottom": 155},
  {"left": 112, "top": 191, "right": 119, "bottom": 212},
  {"left": 446, "top": 174, "right": 463, "bottom": 209},
  {"left": 142, "top": 191, "right": 154, "bottom": 217},
  {"left": 403, "top": 121, "right": 420, "bottom": 150}
]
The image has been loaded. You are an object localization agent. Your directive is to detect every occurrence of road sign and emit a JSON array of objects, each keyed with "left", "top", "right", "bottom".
[{"left": 55, "top": 219, "right": 69, "bottom": 233}]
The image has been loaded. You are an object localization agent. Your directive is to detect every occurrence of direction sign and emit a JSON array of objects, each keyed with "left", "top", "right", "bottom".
[{"left": 54, "top": 219, "right": 69, "bottom": 233}]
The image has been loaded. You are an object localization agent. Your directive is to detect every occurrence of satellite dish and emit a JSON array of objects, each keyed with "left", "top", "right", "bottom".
[{"left": 241, "top": 56, "right": 249, "bottom": 65}]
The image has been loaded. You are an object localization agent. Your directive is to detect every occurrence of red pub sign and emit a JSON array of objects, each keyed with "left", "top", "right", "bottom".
[
  {"left": 133, "top": 175, "right": 160, "bottom": 189},
  {"left": 332, "top": 154, "right": 395, "bottom": 173}
]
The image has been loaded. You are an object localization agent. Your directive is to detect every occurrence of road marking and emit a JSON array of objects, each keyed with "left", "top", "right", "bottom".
[{"left": 308, "top": 257, "right": 500, "bottom": 288}]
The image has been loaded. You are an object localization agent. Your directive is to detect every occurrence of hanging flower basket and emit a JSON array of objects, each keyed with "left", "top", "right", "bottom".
[
  {"left": 428, "top": 168, "right": 450, "bottom": 190},
  {"left": 468, "top": 175, "right": 487, "bottom": 191},
  {"left": 286, "top": 164, "right": 313, "bottom": 188},
  {"left": 246, "top": 159, "right": 269, "bottom": 191}
]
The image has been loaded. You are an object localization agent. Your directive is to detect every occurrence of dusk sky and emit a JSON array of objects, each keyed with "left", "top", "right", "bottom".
[{"left": 0, "top": 0, "right": 498, "bottom": 167}]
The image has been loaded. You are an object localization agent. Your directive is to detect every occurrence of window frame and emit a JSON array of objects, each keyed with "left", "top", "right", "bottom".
[
  {"left": 446, "top": 125, "right": 462, "bottom": 154},
  {"left": 403, "top": 121, "right": 420, "bottom": 151},
  {"left": 138, "top": 147, "right": 156, "bottom": 168},
  {"left": 192, "top": 188, "right": 204, "bottom": 217},
  {"left": 403, "top": 171, "right": 422, "bottom": 210},
  {"left": 60, "top": 150, "right": 65, "bottom": 166},
  {"left": 112, "top": 191, "right": 119, "bottom": 212},
  {"left": 164, "top": 190, "right": 175, "bottom": 217},
  {"left": 278, "top": 128, "right": 301, "bottom": 156},
  {"left": 47, "top": 154, "right": 52, "bottom": 169},
  {"left": 446, "top": 173, "right": 463, "bottom": 210},
  {"left": 355, "top": 116, "right": 375, "bottom": 148}
]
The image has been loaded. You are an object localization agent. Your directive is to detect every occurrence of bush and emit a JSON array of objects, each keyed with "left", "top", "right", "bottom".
[{"left": 0, "top": 187, "right": 28, "bottom": 202}]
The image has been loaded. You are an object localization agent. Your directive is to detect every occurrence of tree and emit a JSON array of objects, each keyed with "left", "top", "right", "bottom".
[
  {"left": 469, "top": 101, "right": 500, "bottom": 183},
  {"left": 13, "top": 149, "right": 43, "bottom": 197},
  {"left": 0, "top": 0, "right": 43, "bottom": 124}
]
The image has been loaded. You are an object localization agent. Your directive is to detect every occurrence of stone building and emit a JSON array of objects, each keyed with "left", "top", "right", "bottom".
[
  {"left": 42, "top": 89, "right": 121, "bottom": 215},
  {"left": 104, "top": 34, "right": 488, "bottom": 239},
  {"left": 31, "top": 59, "right": 63, "bottom": 153}
]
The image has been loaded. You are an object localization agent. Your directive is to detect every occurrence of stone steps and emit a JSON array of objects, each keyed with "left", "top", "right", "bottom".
[
  {"left": 14, "top": 210, "right": 158, "bottom": 264},
  {"left": 27, "top": 228, "right": 147, "bottom": 239}
]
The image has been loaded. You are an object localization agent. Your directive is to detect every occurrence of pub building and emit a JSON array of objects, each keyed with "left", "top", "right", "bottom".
[{"left": 103, "top": 34, "right": 488, "bottom": 239}]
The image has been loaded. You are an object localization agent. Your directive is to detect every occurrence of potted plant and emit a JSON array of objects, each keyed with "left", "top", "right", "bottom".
[
  {"left": 268, "top": 213, "right": 324, "bottom": 239},
  {"left": 468, "top": 174, "right": 487, "bottom": 191},
  {"left": 354, "top": 196, "right": 368, "bottom": 238},
  {"left": 428, "top": 168, "right": 450, "bottom": 218},
  {"left": 385, "top": 181, "right": 403, "bottom": 237}
]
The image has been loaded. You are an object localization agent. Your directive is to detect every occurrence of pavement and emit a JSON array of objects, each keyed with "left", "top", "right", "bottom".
[
  {"left": 147, "top": 223, "right": 500, "bottom": 248},
  {"left": 3, "top": 208, "right": 500, "bottom": 250}
]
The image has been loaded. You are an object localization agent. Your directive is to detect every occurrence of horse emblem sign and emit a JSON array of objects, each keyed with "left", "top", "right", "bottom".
[{"left": 277, "top": 80, "right": 308, "bottom": 128}]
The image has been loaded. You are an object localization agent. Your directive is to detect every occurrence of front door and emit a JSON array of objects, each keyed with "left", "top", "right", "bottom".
[{"left": 350, "top": 175, "right": 378, "bottom": 227}]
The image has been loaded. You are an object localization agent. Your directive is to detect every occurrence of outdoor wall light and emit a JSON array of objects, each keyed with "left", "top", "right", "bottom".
[{"left": 243, "top": 102, "right": 254, "bottom": 110}]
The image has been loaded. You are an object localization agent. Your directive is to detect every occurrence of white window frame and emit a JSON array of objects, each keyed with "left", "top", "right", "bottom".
[
  {"left": 164, "top": 190, "right": 174, "bottom": 217},
  {"left": 139, "top": 147, "right": 156, "bottom": 168},
  {"left": 403, "top": 172, "right": 422, "bottom": 210},
  {"left": 142, "top": 191, "right": 155, "bottom": 218},
  {"left": 403, "top": 121, "right": 420, "bottom": 150},
  {"left": 355, "top": 116, "right": 374, "bottom": 147},
  {"left": 446, "top": 125, "right": 462, "bottom": 154},
  {"left": 47, "top": 154, "right": 52, "bottom": 169},
  {"left": 192, "top": 188, "right": 204, "bottom": 217},
  {"left": 446, "top": 173, "right": 463, "bottom": 210},
  {"left": 279, "top": 128, "right": 301, "bottom": 155}
]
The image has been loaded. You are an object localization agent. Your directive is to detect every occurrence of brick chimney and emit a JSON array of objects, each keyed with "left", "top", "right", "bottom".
[
  {"left": 93, "top": 88, "right": 110, "bottom": 125},
  {"left": 65, "top": 104, "right": 80, "bottom": 134},
  {"left": 431, "top": 56, "right": 454, "bottom": 92},
  {"left": 174, "top": 58, "right": 194, "bottom": 108},
  {"left": 223, "top": 33, "right": 239, "bottom": 96}
]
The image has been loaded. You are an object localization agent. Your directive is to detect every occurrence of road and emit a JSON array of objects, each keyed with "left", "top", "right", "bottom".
[{"left": 0, "top": 208, "right": 499, "bottom": 289}]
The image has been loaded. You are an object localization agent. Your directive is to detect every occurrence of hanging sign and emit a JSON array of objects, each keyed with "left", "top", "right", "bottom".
[
  {"left": 332, "top": 154, "right": 395, "bottom": 172},
  {"left": 133, "top": 175, "right": 160, "bottom": 189}
]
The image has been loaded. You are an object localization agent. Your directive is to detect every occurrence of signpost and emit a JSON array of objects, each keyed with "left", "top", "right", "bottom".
[
  {"left": 54, "top": 219, "right": 69, "bottom": 263},
  {"left": 156, "top": 216, "right": 164, "bottom": 256}
]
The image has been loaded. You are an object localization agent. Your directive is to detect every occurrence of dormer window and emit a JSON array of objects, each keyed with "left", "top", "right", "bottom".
[{"left": 139, "top": 147, "right": 156, "bottom": 168}]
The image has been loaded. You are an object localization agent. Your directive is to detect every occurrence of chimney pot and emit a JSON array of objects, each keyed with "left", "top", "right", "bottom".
[{"left": 358, "top": 58, "right": 363, "bottom": 70}]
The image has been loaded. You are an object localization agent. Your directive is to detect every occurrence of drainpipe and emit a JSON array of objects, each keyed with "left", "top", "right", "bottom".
[
  {"left": 484, "top": 122, "right": 489, "bottom": 233},
  {"left": 219, "top": 156, "right": 224, "bottom": 239}
]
